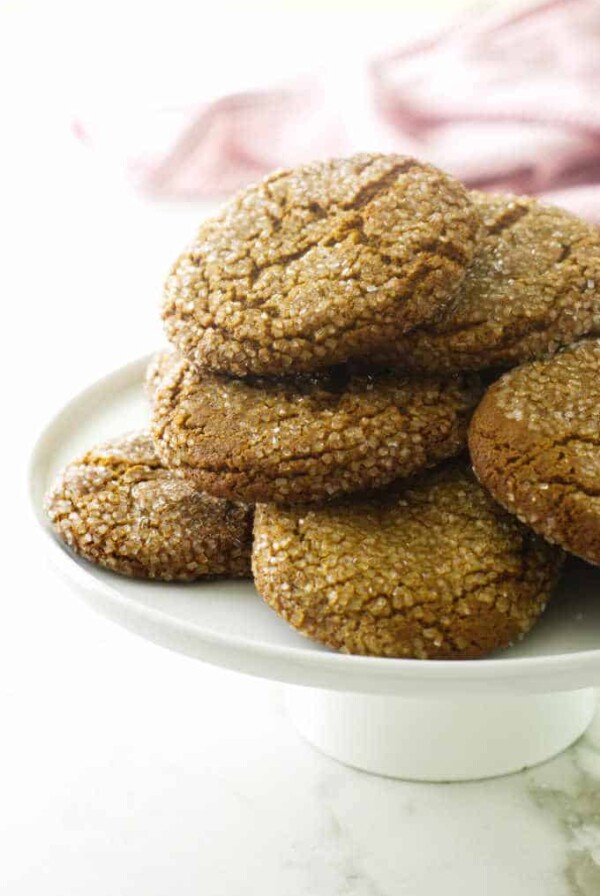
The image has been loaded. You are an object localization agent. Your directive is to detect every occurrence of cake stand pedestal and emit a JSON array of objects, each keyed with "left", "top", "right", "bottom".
[{"left": 286, "top": 686, "right": 596, "bottom": 781}]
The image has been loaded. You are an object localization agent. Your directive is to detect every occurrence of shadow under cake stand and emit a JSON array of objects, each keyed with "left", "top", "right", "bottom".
[{"left": 29, "top": 355, "right": 600, "bottom": 782}]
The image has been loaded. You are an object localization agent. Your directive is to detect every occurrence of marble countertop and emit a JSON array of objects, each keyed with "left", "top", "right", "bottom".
[{"left": 3, "top": 584, "right": 600, "bottom": 896}]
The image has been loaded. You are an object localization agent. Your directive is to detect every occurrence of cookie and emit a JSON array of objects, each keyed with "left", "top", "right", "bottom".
[
  {"left": 162, "top": 153, "right": 481, "bottom": 376},
  {"left": 252, "top": 463, "right": 563, "bottom": 659},
  {"left": 151, "top": 351, "right": 483, "bottom": 505},
  {"left": 383, "top": 193, "right": 600, "bottom": 373},
  {"left": 45, "top": 431, "right": 253, "bottom": 580},
  {"left": 145, "top": 349, "right": 174, "bottom": 400},
  {"left": 469, "top": 339, "right": 600, "bottom": 566}
]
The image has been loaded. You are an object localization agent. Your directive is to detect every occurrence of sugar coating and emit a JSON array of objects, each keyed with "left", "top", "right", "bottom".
[
  {"left": 150, "top": 352, "right": 483, "bottom": 505},
  {"left": 469, "top": 339, "right": 600, "bottom": 565},
  {"left": 385, "top": 193, "right": 600, "bottom": 373},
  {"left": 252, "top": 463, "right": 563, "bottom": 659},
  {"left": 145, "top": 349, "right": 174, "bottom": 401},
  {"left": 45, "top": 431, "right": 253, "bottom": 581},
  {"left": 162, "top": 153, "right": 481, "bottom": 376}
]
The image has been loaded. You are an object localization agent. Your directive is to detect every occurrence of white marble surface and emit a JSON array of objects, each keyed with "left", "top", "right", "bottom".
[
  {"left": 3, "top": 583, "right": 600, "bottom": 896},
  {"left": 3, "top": 3, "right": 600, "bottom": 893}
]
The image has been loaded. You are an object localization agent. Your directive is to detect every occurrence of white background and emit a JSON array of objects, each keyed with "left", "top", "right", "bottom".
[{"left": 2, "top": 2, "right": 596, "bottom": 894}]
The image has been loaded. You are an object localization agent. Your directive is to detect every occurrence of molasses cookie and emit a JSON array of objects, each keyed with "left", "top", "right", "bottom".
[
  {"left": 384, "top": 193, "right": 600, "bottom": 373},
  {"left": 145, "top": 349, "right": 174, "bottom": 401},
  {"left": 151, "top": 352, "right": 483, "bottom": 505},
  {"left": 162, "top": 153, "right": 481, "bottom": 376},
  {"left": 45, "top": 431, "right": 253, "bottom": 580},
  {"left": 252, "top": 463, "right": 563, "bottom": 659},
  {"left": 469, "top": 339, "right": 600, "bottom": 566}
]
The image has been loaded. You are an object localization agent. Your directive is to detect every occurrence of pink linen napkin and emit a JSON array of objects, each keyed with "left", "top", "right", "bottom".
[
  {"left": 372, "top": 0, "right": 600, "bottom": 221},
  {"left": 75, "top": 0, "right": 600, "bottom": 222},
  {"left": 74, "top": 79, "right": 343, "bottom": 199}
]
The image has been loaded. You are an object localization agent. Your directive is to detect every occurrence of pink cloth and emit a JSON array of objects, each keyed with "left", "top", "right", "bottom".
[
  {"left": 76, "top": 0, "right": 600, "bottom": 222},
  {"left": 372, "top": 0, "right": 600, "bottom": 222}
]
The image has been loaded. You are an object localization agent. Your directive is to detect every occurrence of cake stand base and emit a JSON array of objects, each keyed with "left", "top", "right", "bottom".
[{"left": 286, "top": 685, "right": 597, "bottom": 781}]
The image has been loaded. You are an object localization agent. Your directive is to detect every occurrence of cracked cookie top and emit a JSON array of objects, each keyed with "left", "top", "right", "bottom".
[
  {"left": 385, "top": 193, "right": 600, "bottom": 373},
  {"left": 150, "top": 352, "right": 483, "bottom": 505},
  {"left": 45, "top": 431, "right": 253, "bottom": 580},
  {"left": 252, "top": 462, "right": 563, "bottom": 659},
  {"left": 162, "top": 153, "right": 481, "bottom": 376},
  {"left": 469, "top": 339, "right": 600, "bottom": 565}
]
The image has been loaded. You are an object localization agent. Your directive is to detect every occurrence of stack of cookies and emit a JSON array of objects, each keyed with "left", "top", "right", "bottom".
[{"left": 45, "top": 154, "right": 600, "bottom": 660}]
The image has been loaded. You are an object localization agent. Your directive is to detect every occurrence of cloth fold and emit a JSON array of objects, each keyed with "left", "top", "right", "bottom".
[
  {"left": 372, "top": 0, "right": 600, "bottom": 220},
  {"left": 75, "top": 0, "right": 600, "bottom": 222}
]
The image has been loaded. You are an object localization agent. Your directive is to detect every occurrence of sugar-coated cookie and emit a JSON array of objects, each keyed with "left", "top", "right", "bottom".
[
  {"left": 151, "top": 352, "right": 483, "bottom": 505},
  {"left": 469, "top": 339, "right": 600, "bottom": 565},
  {"left": 385, "top": 193, "right": 600, "bottom": 373},
  {"left": 252, "top": 463, "right": 563, "bottom": 658},
  {"left": 163, "top": 153, "right": 481, "bottom": 376},
  {"left": 45, "top": 431, "right": 253, "bottom": 580}
]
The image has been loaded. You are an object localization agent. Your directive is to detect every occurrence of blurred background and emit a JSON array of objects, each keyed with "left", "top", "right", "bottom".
[
  {"left": 4, "top": 0, "right": 599, "bottom": 398},
  {"left": 3, "top": 2, "right": 600, "bottom": 894}
]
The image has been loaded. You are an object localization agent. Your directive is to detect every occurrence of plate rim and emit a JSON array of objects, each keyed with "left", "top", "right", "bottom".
[{"left": 28, "top": 353, "right": 600, "bottom": 696}]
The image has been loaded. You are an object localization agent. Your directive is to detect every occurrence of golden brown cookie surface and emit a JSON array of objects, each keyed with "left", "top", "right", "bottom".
[
  {"left": 385, "top": 193, "right": 600, "bottom": 373},
  {"left": 145, "top": 349, "right": 174, "bottom": 401},
  {"left": 162, "top": 153, "right": 481, "bottom": 376},
  {"left": 45, "top": 431, "right": 253, "bottom": 580},
  {"left": 151, "top": 352, "right": 483, "bottom": 505},
  {"left": 469, "top": 339, "right": 600, "bottom": 565},
  {"left": 252, "top": 463, "right": 563, "bottom": 659}
]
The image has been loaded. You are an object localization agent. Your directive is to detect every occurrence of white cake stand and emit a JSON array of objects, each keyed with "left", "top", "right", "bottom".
[{"left": 29, "top": 356, "right": 600, "bottom": 782}]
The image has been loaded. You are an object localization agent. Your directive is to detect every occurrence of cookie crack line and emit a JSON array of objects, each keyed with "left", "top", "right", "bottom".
[
  {"left": 263, "top": 158, "right": 418, "bottom": 224},
  {"left": 486, "top": 432, "right": 600, "bottom": 497},
  {"left": 207, "top": 226, "right": 470, "bottom": 304},
  {"left": 192, "top": 161, "right": 420, "bottom": 290},
  {"left": 258, "top": 155, "right": 379, "bottom": 222},
  {"left": 520, "top": 475, "right": 600, "bottom": 500},
  {"left": 183, "top": 245, "right": 469, "bottom": 354},
  {"left": 394, "top": 244, "right": 596, "bottom": 356},
  {"left": 411, "top": 292, "right": 592, "bottom": 347},
  {"left": 240, "top": 205, "right": 468, "bottom": 299},
  {"left": 557, "top": 243, "right": 572, "bottom": 263},
  {"left": 485, "top": 201, "right": 530, "bottom": 235},
  {"left": 339, "top": 159, "right": 418, "bottom": 211},
  {"left": 476, "top": 429, "right": 600, "bottom": 484}
]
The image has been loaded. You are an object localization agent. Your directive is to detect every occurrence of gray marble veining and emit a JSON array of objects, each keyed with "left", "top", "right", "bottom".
[{"left": 529, "top": 713, "right": 600, "bottom": 896}]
